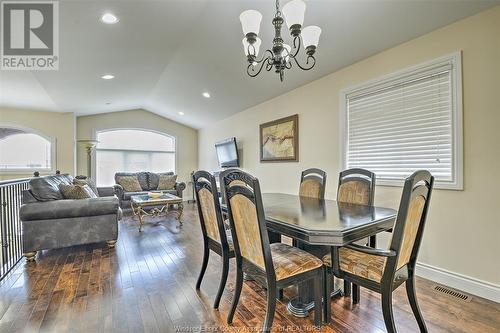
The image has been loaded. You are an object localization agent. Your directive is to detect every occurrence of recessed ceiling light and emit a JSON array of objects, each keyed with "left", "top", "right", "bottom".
[
  {"left": 202, "top": 92, "right": 210, "bottom": 98},
  {"left": 101, "top": 74, "right": 114, "bottom": 80},
  {"left": 178, "top": 112, "right": 185, "bottom": 116},
  {"left": 101, "top": 13, "right": 119, "bottom": 24}
]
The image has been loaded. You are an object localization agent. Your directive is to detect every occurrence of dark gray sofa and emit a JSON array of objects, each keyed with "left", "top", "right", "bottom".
[
  {"left": 113, "top": 172, "right": 186, "bottom": 209},
  {"left": 20, "top": 174, "right": 121, "bottom": 262}
]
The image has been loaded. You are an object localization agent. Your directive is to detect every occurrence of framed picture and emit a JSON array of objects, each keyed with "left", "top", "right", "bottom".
[{"left": 260, "top": 114, "right": 299, "bottom": 162}]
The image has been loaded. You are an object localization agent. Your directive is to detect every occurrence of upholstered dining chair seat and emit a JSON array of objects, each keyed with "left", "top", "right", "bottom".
[
  {"left": 323, "top": 247, "right": 387, "bottom": 282},
  {"left": 270, "top": 243, "right": 323, "bottom": 281}
]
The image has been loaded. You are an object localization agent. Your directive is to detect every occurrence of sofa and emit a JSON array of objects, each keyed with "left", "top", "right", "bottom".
[
  {"left": 20, "top": 174, "right": 121, "bottom": 261},
  {"left": 113, "top": 172, "right": 186, "bottom": 209}
]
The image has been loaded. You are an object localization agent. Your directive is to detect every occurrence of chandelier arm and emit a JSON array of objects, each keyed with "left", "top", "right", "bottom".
[
  {"left": 288, "top": 36, "right": 302, "bottom": 59},
  {"left": 266, "top": 58, "right": 274, "bottom": 71},
  {"left": 252, "top": 49, "right": 275, "bottom": 64},
  {"left": 285, "top": 61, "right": 292, "bottom": 70},
  {"left": 293, "top": 55, "right": 316, "bottom": 71},
  {"left": 247, "top": 56, "right": 272, "bottom": 77}
]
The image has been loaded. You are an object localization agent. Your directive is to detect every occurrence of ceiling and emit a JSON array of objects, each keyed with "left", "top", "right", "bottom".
[{"left": 1, "top": 0, "right": 498, "bottom": 129}]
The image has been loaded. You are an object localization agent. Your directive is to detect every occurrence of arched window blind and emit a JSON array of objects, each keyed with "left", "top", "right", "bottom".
[
  {"left": 343, "top": 53, "right": 462, "bottom": 189},
  {"left": 0, "top": 127, "right": 54, "bottom": 172}
]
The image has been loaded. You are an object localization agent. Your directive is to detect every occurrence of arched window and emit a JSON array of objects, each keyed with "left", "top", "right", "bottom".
[
  {"left": 95, "top": 129, "right": 176, "bottom": 186},
  {"left": 0, "top": 126, "right": 54, "bottom": 172}
]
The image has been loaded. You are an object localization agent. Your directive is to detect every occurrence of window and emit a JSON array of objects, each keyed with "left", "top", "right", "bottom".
[
  {"left": 341, "top": 53, "right": 463, "bottom": 189},
  {"left": 0, "top": 126, "right": 54, "bottom": 172},
  {"left": 95, "top": 129, "right": 176, "bottom": 186}
]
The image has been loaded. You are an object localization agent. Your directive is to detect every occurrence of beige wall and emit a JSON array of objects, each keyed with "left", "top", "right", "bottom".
[
  {"left": 76, "top": 109, "right": 198, "bottom": 193},
  {"left": 0, "top": 108, "right": 76, "bottom": 180},
  {"left": 199, "top": 7, "right": 500, "bottom": 286}
]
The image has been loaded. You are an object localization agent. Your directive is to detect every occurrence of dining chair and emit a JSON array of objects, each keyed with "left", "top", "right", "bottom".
[
  {"left": 193, "top": 170, "right": 235, "bottom": 309},
  {"left": 323, "top": 170, "right": 434, "bottom": 332},
  {"left": 336, "top": 168, "right": 376, "bottom": 302},
  {"left": 299, "top": 168, "right": 327, "bottom": 199},
  {"left": 222, "top": 169, "right": 324, "bottom": 332}
]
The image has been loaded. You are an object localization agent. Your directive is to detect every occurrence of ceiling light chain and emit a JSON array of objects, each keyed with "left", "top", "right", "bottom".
[{"left": 240, "top": 0, "right": 322, "bottom": 82}]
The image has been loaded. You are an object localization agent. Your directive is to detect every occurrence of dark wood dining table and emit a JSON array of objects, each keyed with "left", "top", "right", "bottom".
[{"left": 221, "top": 193, "right": 397, "bottom": 317}]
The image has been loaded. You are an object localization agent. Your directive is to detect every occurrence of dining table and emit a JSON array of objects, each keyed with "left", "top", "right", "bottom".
[{"left": 221, "top": 192, "right": 397, "bottom": 317}]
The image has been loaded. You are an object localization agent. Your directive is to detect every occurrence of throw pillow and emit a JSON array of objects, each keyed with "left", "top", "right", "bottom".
[
  {"left": 116, "top": 176, "right": 142, "bottom": 192},
  {"left": 157, "top": 174, "right": 177, "bottom": 190},
  {"left": 73, "top": 178, "right": 99, "bottom": 196},
  {"left": 59, "top": 184, "right": 97, "bottom": 199}
]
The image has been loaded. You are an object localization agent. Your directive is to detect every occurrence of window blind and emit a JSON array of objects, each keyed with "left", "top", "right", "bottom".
[{"left": 345, "top": 62, "right": 454, "bottom": 183}]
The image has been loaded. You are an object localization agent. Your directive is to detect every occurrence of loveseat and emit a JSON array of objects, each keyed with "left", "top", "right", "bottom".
[
  {"left": 113, "top": 172, "right": 186, "bottom": 209},
  {"left": 20, "top": 174, "right": 121, "bottom": 261}
]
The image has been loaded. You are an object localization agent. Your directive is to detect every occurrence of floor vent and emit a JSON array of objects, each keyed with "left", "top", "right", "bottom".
[{"left": 433, "top": 285, "right": 471, "bottom": 302}]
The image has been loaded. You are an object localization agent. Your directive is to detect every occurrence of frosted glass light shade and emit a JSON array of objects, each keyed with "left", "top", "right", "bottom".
[
  {"left": 302, "top": 26, "right": 322, "bottom": 47},
  {"left": 281, "top": 44, "right": 291, "bottom": 62},
  {"left": 282, "top": 0, "right": 306, "bottom": 29},
  {"left": 239, "top": 10, "right": 262, "bottom": 35},
  {"left": 242, "top": 37, "right": 262, "bottom": 56}
]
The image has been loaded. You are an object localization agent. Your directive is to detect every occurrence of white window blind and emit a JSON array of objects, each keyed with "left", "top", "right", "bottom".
[
  {"left": 343, "top": 54, "right": 462, "bottom": 189},
  {"left": 95, "top": 129, "right": 176, "bottom": 186}
]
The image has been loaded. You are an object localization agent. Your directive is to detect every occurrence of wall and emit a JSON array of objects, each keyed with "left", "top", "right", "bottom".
[
  {"left": 199, "top": 7, "right": 500, "bottom": 296},
  {"left": 77, "top": 109, "right": 198, "bottom": 195},
  {"left": 0, "top": 108, "right": 76, "bottom": 180}
]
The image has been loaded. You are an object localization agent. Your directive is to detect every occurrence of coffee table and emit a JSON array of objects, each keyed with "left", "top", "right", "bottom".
[{"left": 130, "top": 193, "right": 183, "bottom": 232}]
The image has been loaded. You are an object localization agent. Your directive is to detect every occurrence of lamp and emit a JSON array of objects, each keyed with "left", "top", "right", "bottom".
[
  {"left": 282, "top": 0, "right": 306, "bottom": 36},
  {"left": 239, "top": 10, "right": 262, "bottom": 44},
  {"left": 301, "top": 26, "right": 322, "bottom": 55}
]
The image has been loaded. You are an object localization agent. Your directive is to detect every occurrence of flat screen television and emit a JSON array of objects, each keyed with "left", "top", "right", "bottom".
[{"left": 215, "top": 137, "right": 239, "bottom": 168}]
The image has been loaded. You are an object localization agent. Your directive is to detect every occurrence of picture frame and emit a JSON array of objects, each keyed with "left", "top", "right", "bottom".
[{"left": 260, "top": 114, "right": 299, "bottom": 162}]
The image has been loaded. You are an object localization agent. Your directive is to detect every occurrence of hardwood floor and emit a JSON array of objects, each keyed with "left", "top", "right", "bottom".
[{"left": 0, "top": 203, "right": 499, "bottom": 333}]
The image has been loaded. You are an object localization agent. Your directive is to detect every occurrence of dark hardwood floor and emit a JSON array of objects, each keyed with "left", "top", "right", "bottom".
[{"left": 0, "top": 203, "right": 499, "bottom": 333}]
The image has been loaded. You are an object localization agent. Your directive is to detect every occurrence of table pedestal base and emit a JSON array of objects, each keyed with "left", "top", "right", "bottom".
[{"left": 286, "top": 288, "right": 343, "bottom": 317}]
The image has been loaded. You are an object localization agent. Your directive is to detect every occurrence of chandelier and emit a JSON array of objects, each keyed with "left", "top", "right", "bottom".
[{"left": 239, "top": 0, "right": 322, "bottom": 82}]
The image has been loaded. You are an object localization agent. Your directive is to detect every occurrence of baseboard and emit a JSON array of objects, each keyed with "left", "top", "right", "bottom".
[{"left": 416, "top": 262, "right": 500, "bottom": 303}]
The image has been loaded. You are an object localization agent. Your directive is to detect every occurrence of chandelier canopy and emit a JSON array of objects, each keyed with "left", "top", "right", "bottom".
[{"left": 239, "top": 0, "right": 322, "bottom": 82}]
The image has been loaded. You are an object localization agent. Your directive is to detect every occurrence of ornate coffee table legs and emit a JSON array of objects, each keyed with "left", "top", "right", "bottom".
[
  {"left": 175, "top": 202, "right": 184, "bottom": 225},
  {"left": 131, "top": 202, "right": 183, "bottom": 231},
  {"left": 131, "top": 202, "right": 145, "bottom": 232}
]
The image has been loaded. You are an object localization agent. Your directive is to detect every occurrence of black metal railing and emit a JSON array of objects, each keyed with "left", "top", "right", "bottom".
[{"left": 0, "top": 178, "right": 29, "bottom": 281}]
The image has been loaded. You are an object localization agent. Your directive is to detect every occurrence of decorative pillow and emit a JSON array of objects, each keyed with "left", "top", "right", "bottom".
[
  {"left": 59, "top": 184, "right": 97, "bottom": 199},
  {"left": 73, "top": 178, "right": 99, "bottom": 196},
  {"left": 157, "top": 174, "right": 177, "bottom": 190},
  {"left": 116, "top": 176, "right": 142, "bottom": 192}
]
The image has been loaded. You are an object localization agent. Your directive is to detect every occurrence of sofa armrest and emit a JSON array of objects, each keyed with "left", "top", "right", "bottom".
[
  {"left": 113, "top": 184, "right": 124, "bottom": 199},
  {"left": 97, "top": 186, "right": 115, "bottom": 197},
  {"left": 20, "top": 196, "right": 120, "bottom": 221},
  {"left": 175, "top": 182, "right": 186, "bottom": 198}
]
